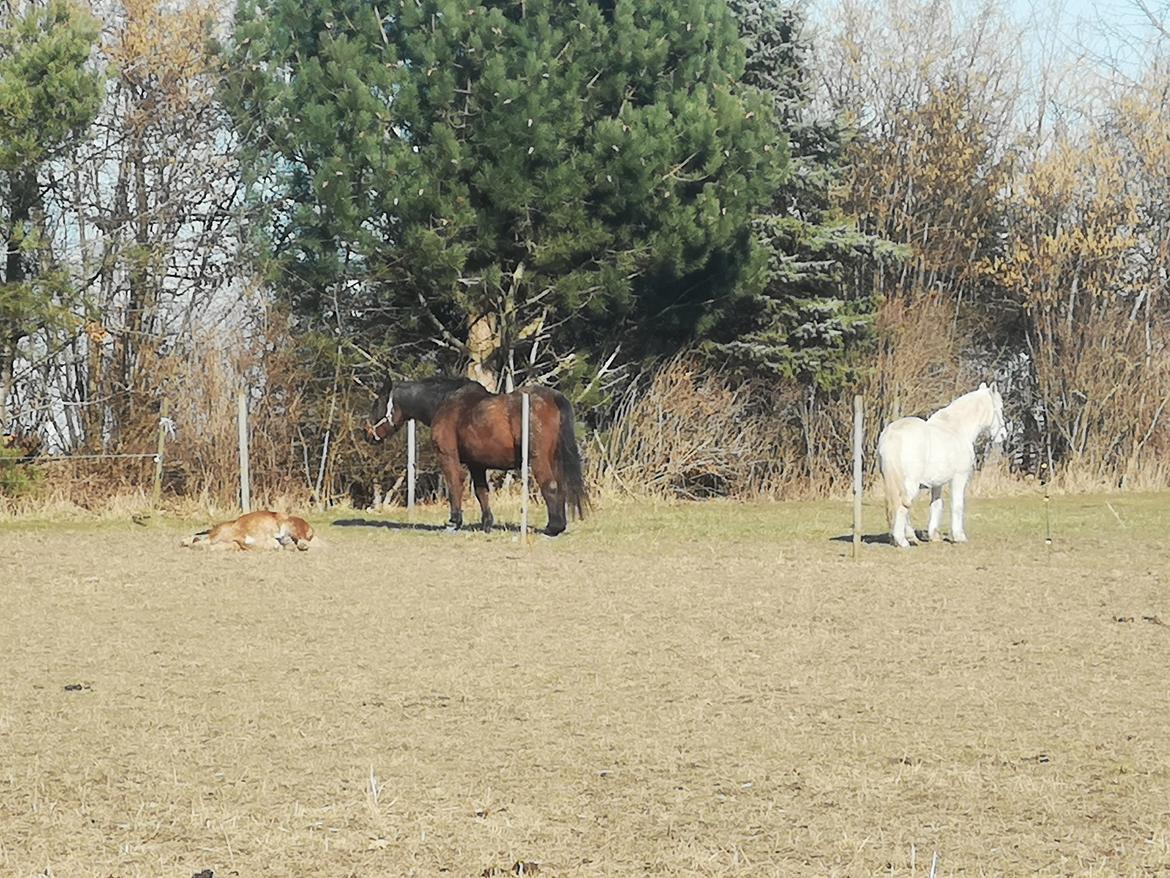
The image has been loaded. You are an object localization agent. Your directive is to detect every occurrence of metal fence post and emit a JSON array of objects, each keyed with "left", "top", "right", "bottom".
[
  {"left": 152, "top": 398, "right": 169, "bottom": 508},
  {"left": 238, "top": 390, "right": 251, "bottom": 513},
  {"left": 520, "top": 392, "right": 530, "bottom": 536},
  {"left": 852, "top": 394, "right": 864, "bottom": 558},
  {"left": 407, "top": 418, "right": 416, "bottom": 511}
]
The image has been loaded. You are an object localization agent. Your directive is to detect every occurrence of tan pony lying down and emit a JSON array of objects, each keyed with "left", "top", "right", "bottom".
[{"left": 180, "top": 511, "right": 315, "bottom": 551}]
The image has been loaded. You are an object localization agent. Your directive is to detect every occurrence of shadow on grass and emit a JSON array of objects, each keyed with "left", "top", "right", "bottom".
[
  {"left": 830, "top": 531, "right": 968, "bottom": 546},
  {"left": 829, "top": 531, "right": 897, "bottom": 546},
  {"left": 331, "top": 517, "right": 523, "bottom": 534}
]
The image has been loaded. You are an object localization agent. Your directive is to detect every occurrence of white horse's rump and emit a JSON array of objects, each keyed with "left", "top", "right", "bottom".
[{"left": 877, "top": 383, "right": 1007, "bottom": 547}]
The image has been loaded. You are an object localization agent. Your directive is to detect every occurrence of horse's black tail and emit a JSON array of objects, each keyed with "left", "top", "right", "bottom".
[{"left": 553, "top": 392, "right": 589, "bottom": 519}]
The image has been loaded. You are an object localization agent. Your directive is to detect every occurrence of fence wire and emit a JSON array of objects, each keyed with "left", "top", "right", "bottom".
[{"left": 2, "top": 452, "right": 159, "bottom": 465}]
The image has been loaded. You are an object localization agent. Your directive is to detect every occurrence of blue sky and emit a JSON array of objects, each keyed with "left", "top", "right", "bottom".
[
  {"left": 806, "top": 0, "right": 1164, "bottom": 78},
  {"left": 1006, "top": 0, "right": 1162, "bottom": 75}
]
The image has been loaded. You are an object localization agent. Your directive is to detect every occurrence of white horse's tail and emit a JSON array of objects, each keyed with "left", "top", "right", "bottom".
[{"left": 878, "top": 432, "right": 910, "bottom": 528}]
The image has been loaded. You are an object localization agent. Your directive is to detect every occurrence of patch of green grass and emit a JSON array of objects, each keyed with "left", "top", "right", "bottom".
[
  {"left": 3, "top": 490, "right": 1167, "bottom": 558},
  {"left": 317, "top": 490, "right": 1170, "bottom": 550}
]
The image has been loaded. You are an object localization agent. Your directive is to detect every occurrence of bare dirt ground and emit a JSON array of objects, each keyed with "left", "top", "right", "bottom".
[{"left": 2, "top": 493, "right": 1170, "bottom": 877}]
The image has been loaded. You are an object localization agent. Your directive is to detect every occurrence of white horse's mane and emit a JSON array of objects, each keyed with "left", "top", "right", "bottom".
[{"left": 928, "top": 386, "right": 993, "bottom": 430}]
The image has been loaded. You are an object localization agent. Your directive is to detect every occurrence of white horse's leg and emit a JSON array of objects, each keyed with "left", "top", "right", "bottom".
[
  {"left": 892, "top": 504, "right": 911, "bottom": 548},
  {"left": 902, "top": 481, "right": 919, "bottom": 544},
  {"left": 950, "top": 471, "right": 970, "bottom": 542},
  {"left": 928, "top": 485, "right": 944, "bottom": 542}
]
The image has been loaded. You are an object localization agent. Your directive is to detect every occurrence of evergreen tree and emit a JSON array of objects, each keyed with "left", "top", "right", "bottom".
[
  {"left": 710, "top": 1, "right": 901, "bottom": 389},
  {"left": 0, "top": 0, "right": 103, "bottom": 428},
  {"left": 223, "top": 0, "right": 783, "bottom": 389}
]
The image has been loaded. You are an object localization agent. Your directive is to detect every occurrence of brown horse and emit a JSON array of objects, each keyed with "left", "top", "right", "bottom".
[{"left": 365, "top": 376, "right": 588, "bottom": 535}]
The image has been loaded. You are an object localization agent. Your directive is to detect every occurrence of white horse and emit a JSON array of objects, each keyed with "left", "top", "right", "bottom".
[{"left": 877, "top": 382, "right": 1007, "bottom": 547}]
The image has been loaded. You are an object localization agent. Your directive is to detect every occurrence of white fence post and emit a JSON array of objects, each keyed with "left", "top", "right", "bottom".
[
  {"left": 407, "top": 418, "right": 416, "bottom": 511},
  {"left": 852, "top": 394, "right": 864, "bottom": 558},
  {"left": 152, "top": 397, "right": 169, "bottom": 509},
  {"left": 520, "top": 392, "right": 530, "bottom": 536},
  {"left": 238, "top": 390, "right": 251, "bottom": 514}
]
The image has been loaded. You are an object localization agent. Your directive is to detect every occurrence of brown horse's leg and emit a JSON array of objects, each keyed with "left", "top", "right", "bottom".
[
  {"left": 539, "top": 481, "right": 567, "bottom": 536},
  {"left": 531, "top": 426, "right": 567, "bottom": 536},
  {"left": 431, "top": 416, "right": 467, "bottom": 531},
  {"left": 438, "top": 452, "right": 465, "bottom": 530},
  {"left": 469, "top": 465, "right": 494, "bottom": 532}
]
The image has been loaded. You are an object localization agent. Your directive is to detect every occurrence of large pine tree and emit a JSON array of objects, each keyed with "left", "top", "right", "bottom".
[{"left": 224, "top": 0, "right": 783, "bottom": 389}]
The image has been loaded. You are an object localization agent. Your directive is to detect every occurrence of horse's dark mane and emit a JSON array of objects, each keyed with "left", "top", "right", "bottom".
[
  {"left": 378, "top": 374, "right": 488, "bottom": 426},
  {"left": 379, "top": 375, "right": 480, "bottom": 394},
  {"left": 414, "top": 376, "right": 482, "bottom": 394}
]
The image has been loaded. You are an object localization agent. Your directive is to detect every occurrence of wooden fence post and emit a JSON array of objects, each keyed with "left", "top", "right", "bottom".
[
  {"left": 314, "top": 429, "right": 331, "bottom": 511},
  {"left": 152, "top": 398, "right": 169, "bottom": 508},
  {"left": 238, "top": 390, "right": 251, "bottom": 513}
]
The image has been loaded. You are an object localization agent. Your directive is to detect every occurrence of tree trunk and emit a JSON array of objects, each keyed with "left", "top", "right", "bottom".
[
  {"left": 0, "top": 340, "right": 14, "bottom": 432},
  {"left": 126, "top": 134, "right": 154, "bottom": 419},
  {"left": 467, "top": 311, "right": 499, "bottom": 392},
  {"left": 109, "top": 141, "right": 133, "bottom": 442},
  {"left": 83, "top": 321, "right": 106, "bottom": 449},
  {"left": 0, "top": 169, "right": 36, "bottom": 431},
  {"left": 112, "top": 133, "right": 154, "bottom": 440}
]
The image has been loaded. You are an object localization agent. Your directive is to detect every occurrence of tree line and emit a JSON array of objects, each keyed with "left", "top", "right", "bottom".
[{"left": 1, "top": 0, "right": 1168, "bottom": 504}]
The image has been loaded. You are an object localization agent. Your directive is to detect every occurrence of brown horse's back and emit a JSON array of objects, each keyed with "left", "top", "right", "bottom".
[
  {"left": 433, "top": 386, "right": 553, "bottom": 469},
  {"left": 429, "top": 391, "right": 501, "bottom": 468}
]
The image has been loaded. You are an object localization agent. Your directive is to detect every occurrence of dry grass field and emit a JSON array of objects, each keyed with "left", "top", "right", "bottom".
[{"left": 2, "top": 492, "right": 1170, "bottom": 877}]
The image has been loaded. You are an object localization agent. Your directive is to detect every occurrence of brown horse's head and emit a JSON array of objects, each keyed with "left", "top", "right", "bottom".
[{"left": 365, "top": 376, "right": 406, "bottom": 443}]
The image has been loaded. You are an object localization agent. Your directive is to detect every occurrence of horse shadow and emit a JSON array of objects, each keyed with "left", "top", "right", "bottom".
[
  {"left": 830, "top": 531, "right": 961, "bottom": 546},
  {"left": 830, "top": 531, "right": 898, "bottom": 546},
  {"left": 331, "top": 517, "right": 523, "bottom": 534}
]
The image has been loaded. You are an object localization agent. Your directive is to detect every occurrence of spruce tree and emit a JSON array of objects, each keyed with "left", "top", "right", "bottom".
[
  {"left": 224, "top": 0, "right": 783, "bottom": 387},
  {"left": 711, "top": 1, "right": 901, "bottom": 389}
]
